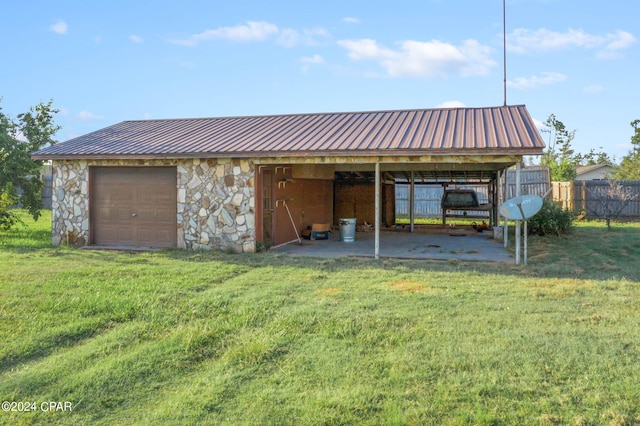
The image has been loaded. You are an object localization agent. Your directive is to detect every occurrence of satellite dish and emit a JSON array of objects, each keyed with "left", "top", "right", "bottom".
[{"left": 499, "top": 195, "right": 543, "bottom": 220}]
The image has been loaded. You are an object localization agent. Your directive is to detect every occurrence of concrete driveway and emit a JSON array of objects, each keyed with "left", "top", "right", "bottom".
[{"left": 271, "top": 228, "right": 512, "bottom": 262}]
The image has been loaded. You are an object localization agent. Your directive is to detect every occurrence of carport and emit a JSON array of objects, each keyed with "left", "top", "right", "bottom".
[{"left": 254, "top": 105, "right": 544, "bottom": 258}]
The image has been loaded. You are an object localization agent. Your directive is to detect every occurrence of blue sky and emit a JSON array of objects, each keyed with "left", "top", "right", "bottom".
[{"left": 2, "top": 0, "right": 638, "bottom": 161}]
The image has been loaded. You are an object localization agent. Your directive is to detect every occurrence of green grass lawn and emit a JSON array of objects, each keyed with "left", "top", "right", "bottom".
[{"left": 1, "top": 211, "right": 639, "bottom": 425}]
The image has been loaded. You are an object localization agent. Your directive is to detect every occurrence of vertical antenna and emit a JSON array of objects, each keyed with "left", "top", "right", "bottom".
[{"left": 503, "top": 0, "right": 507, "bottom": 106}]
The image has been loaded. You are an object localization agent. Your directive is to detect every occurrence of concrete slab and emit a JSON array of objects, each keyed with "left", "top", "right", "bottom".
[{"left": 272, "top": 228, "right": 513, "bottom": 262}]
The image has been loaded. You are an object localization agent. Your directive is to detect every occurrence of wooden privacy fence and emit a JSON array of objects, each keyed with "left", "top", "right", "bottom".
[
  {"left": 553, "top": 180, "right": 640, "bottom": 218},
  {"left": 505, "top": 166, "right": 550, "bottom": 199}
]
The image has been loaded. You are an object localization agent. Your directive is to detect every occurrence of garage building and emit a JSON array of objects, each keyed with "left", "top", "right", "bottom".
[{"left": 32, "top": 105, "right": 545, "bottom": 252}]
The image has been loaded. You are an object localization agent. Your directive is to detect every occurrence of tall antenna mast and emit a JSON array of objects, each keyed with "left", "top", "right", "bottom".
[{"left": 503, "top": 0, "right": 507, "bottom": 106}]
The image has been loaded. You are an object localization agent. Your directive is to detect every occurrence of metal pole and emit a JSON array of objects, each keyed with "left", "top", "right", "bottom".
[
  {"left": 524, "top": 219, "right": 528, "bottom": 266},
  {"left": 409, "top": 171, "right": 415, "bottom": 232},
  {"left": 503, "top": 169, "right": 508, "bottom": 248},
  {"left": 375, "top": 162, "right": 380, "bottom": 260},
  {"left": 503, "top": 0, "right": 507, "bottom": 106},
  {"left": 515, "top": 161, "right": 522, "bottom": 265}
]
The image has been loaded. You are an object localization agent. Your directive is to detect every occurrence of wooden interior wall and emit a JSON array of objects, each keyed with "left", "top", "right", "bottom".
[
  {"left": 259, "top": 166, "right": 398, "bottom": 246},
  {"left": 334, "top": 182, "right": 395, "bottom": 227},
  {"left": 272, "top": 168, "right": 333, "bottom": 245}
]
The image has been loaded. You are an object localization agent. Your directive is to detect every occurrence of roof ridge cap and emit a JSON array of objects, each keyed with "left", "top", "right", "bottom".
[{"left": 122, "top": 104, "right": 528, "bottom": 124}]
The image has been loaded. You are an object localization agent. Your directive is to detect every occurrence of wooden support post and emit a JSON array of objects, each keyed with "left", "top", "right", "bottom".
[
  {"left": 409, "top": 171, "right": 415, "bottom": 233},
  {"left": 515, "top": 161, "right": 522, "bottom": 266},
  {"left": 503, "top": 170, "right": 509, "bottom": 248},
  {"left": 375, "top": 162, "right": 380, "bottom": 260},
  {"left": 441, "top": 183, "right": 448, "bottom": 227}
]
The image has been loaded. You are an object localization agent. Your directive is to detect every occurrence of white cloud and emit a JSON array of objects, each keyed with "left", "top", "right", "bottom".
[
  {"left": 299, "top": 54, "right": 325, "bottom": 73},
  {"left": 171, "top": 21, "right": 279, "bottom": 46},
  {"left": 50, "top": 20, "right": 68, "bottom": 35},
  {"left": 436, "top": 101, "right": 466, "bottom": 108},
  {"left": 533, "top": 118, "right": 547, "bottom": 132},
  {"left": 278, "top": 27, "right": 330, "bottom": 47},
  {"left": 171, "top": 21, "right": 330, "bottom": 48},
  {"left": 507, "top": 72, "right": 567, "bottom": 90},
  {"left": 129, "top": 35, "right": 144, "bottom": 44},
  {"left": 507, "top": 28, "right": 636, "bottom": 59},
  {"left": 77, "top": 110, "right": 104, "bottom": 120},
  {"left": 583, "top": 85, "right": 605, "bottom": 94},
  {"left": 338, "top": 38, "right": 496, "bottom": 78},
  {"left": 300, "top": 54, "right": 325, "bottom": 65},
  {"left": 598, "top": 30, "right": 636, "bottom": 59},
  {"left": 277, "top": 28, "right": 300, "bottom": 48},
  {"left": 343, "top": 17, "right": 360, "bottom": 24}
]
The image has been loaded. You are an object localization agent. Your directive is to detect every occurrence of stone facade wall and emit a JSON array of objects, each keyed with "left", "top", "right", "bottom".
[
  {"left": 51, "top": 158, "right": 256, "bottom": 252},
  {"left": 177, "top": 158, "right": 255, "bottom": 252},
  {"left": 51, "top": 160, "right": 90, "bottom": 246}
]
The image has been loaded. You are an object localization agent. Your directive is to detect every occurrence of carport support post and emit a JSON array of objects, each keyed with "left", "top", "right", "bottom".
[
  {"left": 503, "top": 169, "right": 509, "bottom": 248},
  {"left": 409, "top": 171, "right": 415, "bottom": 232},
  {"left": 375, "top": 162, "right": 380, "bottom": 259},
  {"left": 515, "top": 161, "right": 522, "bottom": 265}
]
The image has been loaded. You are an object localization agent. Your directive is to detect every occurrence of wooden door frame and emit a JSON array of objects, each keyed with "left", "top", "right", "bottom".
[{"left": 256, "top": 166, "right": 275, "bottom": 246}]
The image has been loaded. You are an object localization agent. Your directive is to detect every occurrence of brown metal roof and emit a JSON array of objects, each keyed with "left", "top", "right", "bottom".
[{"left": 32, "top": 105, "right": 545, "bottom": 160}]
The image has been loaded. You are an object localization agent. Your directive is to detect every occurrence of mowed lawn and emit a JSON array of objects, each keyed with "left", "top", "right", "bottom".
[{"left": 1, "top": 212, "right": 639, "bottom": 425}]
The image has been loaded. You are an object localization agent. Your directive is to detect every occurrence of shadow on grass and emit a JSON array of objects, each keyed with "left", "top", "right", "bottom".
[
  {"left": 3, "top": 218, "right": 638, "bottom": 284},
  {"left": 0, "top": 321, "right": 112, "bottom": 374},
  {"left": 0, "top": 227, "right": 52, "bottom": 250},
  {"left": 150, "top": 222, "right": 639, "bottom": 283}
]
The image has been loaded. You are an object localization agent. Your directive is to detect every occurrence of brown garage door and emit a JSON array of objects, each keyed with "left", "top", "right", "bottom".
[{"left": 91, "top": 167, "right": 177, "bottom": 247}]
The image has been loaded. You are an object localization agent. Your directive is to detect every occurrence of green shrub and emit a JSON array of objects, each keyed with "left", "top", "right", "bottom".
[{"left": 527, "top": 199, "right": 573, "bottom": 236}]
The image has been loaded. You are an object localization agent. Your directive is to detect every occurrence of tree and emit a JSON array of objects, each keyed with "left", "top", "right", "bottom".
[
  {"left": 0, "top": 100, "right": 60, "bottom": 229},
  {"left": 615, "top": 119, "right": 640, "bottom": 180},
  {"left": 577, "top": 147, "right": 614, "bottom": 166},
  {"left": 586, "top": 179, "right": 639, "bottom": 229},
  {"left": 539, "top": 114, "right": 614, "bottom": 181},
  {"left": 539, "top": 114, "right": 579, "bottom": 181}
]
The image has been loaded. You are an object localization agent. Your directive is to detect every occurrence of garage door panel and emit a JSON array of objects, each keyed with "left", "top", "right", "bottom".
[
  {"left": 137, "top": 188, "right": 155, "bottom": 204},
  {"left": 156, "top": 192, "right": 175, "bottom": 203},
  {"left": 117, "top": 228, "right": 135, "bottom": 245},
  {"left": 137, "top": 228, "right": 173, "bottom": 246},
  {"left": 95, "top": 207, "right": 115, "bottom": 221},
  {"left": 117, "top": 208, "right": 134, "bottom": 222},
  {"left": 155, "top": 206, "right": 177, "bottom": 222},
  {"left": 136, "top": 208, "right": 156, "bottom": 221},
  {"left": 92, "top": 167, "right": 177, "bottom": 247},
  {"left": 94, "top": 226, "right": 116, "bottom": 245},
  {"left": 155, "top": 230, "right": 174, "bottom": 245},
  {"left": 114, "top": 188, "right": 135, "bottom": 203}
]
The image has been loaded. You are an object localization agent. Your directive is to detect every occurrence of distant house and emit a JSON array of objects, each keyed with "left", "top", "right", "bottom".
[
  {"left": 575, "top": 164, "right": 615, "bottom": 180},
  {"left": 32, "top": 105, "right": 545, "bottom": 252}
]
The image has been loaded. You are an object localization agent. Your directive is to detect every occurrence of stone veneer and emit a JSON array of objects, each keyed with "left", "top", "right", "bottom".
[{"left": 51, "top": 158, "right": 255, "bottom": 252}]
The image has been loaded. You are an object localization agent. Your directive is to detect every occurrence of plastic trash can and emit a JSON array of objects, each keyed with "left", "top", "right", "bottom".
[
  {"left": 492, "top": 226, "right": 504, "bottom": 240},
  {"left": 339, "top": 218, "right": 356, "bottom": 242}
]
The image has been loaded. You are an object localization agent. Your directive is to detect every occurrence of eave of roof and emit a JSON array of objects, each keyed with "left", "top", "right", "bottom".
[
  {"left": 575, "top": 163, "right": 614, "bottom": 175},
  {"left": 32, "top": 105, "right": 546, "bottom": 160}
]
